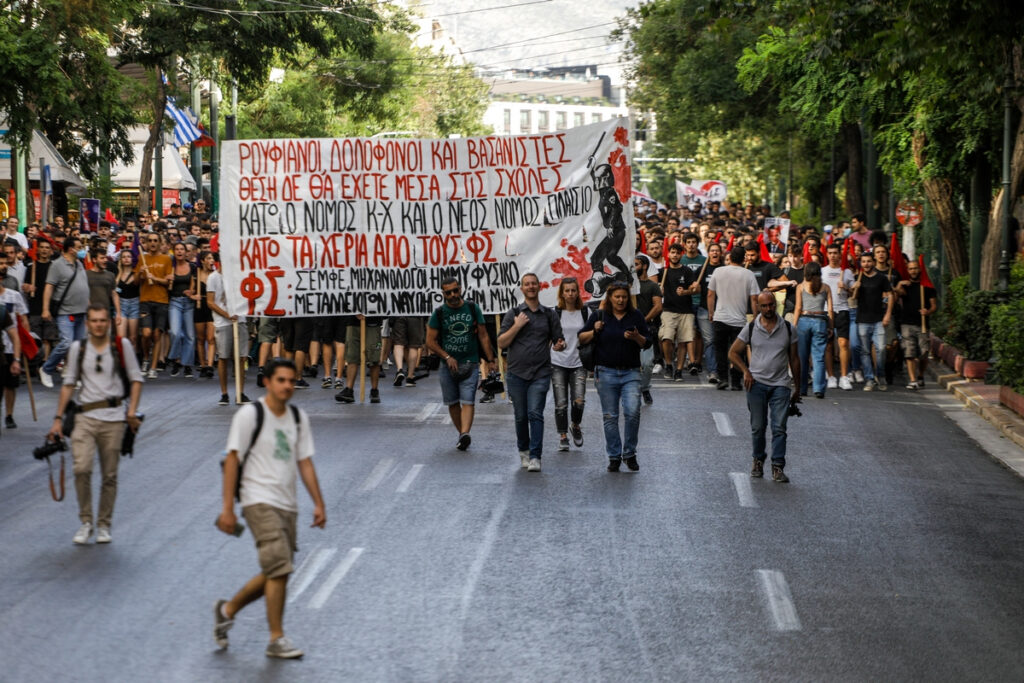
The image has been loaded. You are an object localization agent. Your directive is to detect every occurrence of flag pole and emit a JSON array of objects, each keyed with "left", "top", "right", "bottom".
[
  {"left": 359, "top": 318, "right": 367, "bottom": 403},
  {"left": 494, "top": 315, "right": 507, "bottom": 399},
  {"left": 232, "top": 321, "right": 243, "bottom": 400},
  {"left": 22, "top": 353, "right": 37, "bottom": 421}
]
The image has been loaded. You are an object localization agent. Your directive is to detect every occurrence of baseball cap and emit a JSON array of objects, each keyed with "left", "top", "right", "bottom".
[{"left": 823, "top": 224, "right": 834, "bottom": 233}]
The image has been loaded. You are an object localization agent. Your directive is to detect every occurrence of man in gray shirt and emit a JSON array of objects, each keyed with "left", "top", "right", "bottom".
[
  {"left": 498, "top": 272, "right": 565, "bottom": 472},
  {"left": 729, "top": 291, "right": 800, "bottom": 483},
  {"left": 707, "top": 246, "right": 760, "bottom": 390},
  {"left": 40, "top": 236, "right": 90, "bottom": 388}
]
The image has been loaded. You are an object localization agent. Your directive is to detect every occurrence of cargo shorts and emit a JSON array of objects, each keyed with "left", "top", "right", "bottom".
[{"left": 242, "top": 503, "right": 298, "bottom": 579}]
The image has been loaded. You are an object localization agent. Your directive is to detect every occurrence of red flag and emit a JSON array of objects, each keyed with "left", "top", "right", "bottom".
[
  {"left": 726, "top": 235, "right": 735, "bottom": 252},
  {"left": 17, "top": 319, "right": 39, "bottom": 360},
  {"left": 890, "top": 231, "right": 909, "bottom": 280},
  {"left": 802, "top": 240, "right": 811, "bottom": 263},
  {"left": 757, "top": 233, "right": 773, "bottom": 263},
  {"left": 840, "top": 239, "right": 850, "bottom": 271},
  {"left": 917, "top": 254, "right": 934, "bottom": 290},
  {"left": 26, "top": 241, "right": 37, "bottom": 262}
]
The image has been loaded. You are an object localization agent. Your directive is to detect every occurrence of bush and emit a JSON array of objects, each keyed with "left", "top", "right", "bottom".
[
  {"left": 990, "top": 299, "right": 1024, "bottom": 393},
  {"left": 941, "top": 275, "right": 1003, "bottom": 360}
]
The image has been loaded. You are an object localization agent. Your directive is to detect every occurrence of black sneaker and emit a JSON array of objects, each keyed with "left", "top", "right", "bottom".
[
  {"left": 673, "top": 369, "right": 684, "bottom": 382},
  {"left": 688, "top": 363, "right": 699, "bottom": 376},
  {"left": 663, "top": 364, "right": 674, "bottom": 379},
  {"left": 303, "top": 366, "right": 318, "bottom": 378},
  {"left": 218, "top": 394, "right": 229, "bottom": 406},
  {"left": 336, "top": 388, "right": 355, "bottom": 404},
  {"left": 558, "top": 435, "right": 570, "bottom": 451},
  {"left": 693, "top": 363, "right": 703, "bottom": 374},
  {"left": 5, "top": 415, "right": 16, "bottom": 429},
  {"left": 751, "top": 459, "right": 764, "bottom": 478},
  {"left": 708, "top": 372, "right": 719, "bottom": 384},
  {"left": 169, "top": 361, "right": 181, "bottom": 377},
  {"left": 157, "top": 360, "right": 167, "bottom": 372},
  {"left": 295, "top": 379, "right": 310, "bottom": 389},
  {"left": 624, "top": 455, "right": 639, "bottom": 471},
  {"left": 393, "top": 369, "right": 406, "bottom": 387},
  {"left": 716, "top": 381, "right": 729, "bottom": 391},
  {"left": 404, "top": 376, "right": 417, "bottom": 387},
  {"left": 237, "top": 394, "right": 252, "bottom": 405},
  {"left": 184, "top": 365, "right": 194, "bottom": 378},
  {"left": 322, "top": 377, "right": 333, "bottom": 389},
  {"left": 771, "top": 464, "right": 789, "bottom": 483},
  {"left": 570, "top": 423, "right": 583, "bottom": 447},
  {"left": 457, "top": 433, "right": 471, "bottom": 451},
  {"left": 607, "top": 458, "right": 621, "bottom": 472},
  {"left": 480, "top": 392, "right": 494, "bottom": 403},
  {"left": 814, "top": 391, "right": 825, "bottom": 399},
  {"left": 642, "top": 390, "right": 653, "bottom": 406},
  {"left": 256, "top": 369, "right": 265, "bottom": 388},
  {"left": 370, "top": 388, "right": 380, "bottom": 404}
]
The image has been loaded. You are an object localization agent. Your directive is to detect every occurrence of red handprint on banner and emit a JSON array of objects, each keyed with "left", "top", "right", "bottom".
[
  {"left": 613, "top": 126, "right": 629, "bottom": 147},
  {"left": 607, "top": 148, "right": 631, "bottom": 204},
  {"left": 544, "top": 239, "right": 595, "bottom": 301}
]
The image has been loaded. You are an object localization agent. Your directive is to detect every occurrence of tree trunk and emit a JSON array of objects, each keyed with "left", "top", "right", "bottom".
[
  {"left": 138, "top": 68, "right": 167, "bottom": 215},
  {"left": 980, "top": 100, "right": 1024, "bottom": 290},
  {"left": 913, "top": 131, "right": 969, "bottom": 278},
  {"left": 819, "top": 145, "right": 848, "bottom": 220},
  {"left": 842, "top": 122, "right": 864, "bottom": 216}
]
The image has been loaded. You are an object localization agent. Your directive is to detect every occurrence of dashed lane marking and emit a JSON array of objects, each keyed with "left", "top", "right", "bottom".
[
  {"left": 309, "top": 547, "right": 365, "bottom": 609},
  {"left": 288, "top": 547, "right": 337, "bottom": 604},
  {"left": 396, "top": 464, "right": 425, "bottom": 493},
  {"left": 757, "top": 569, "right": 801, "bottom": 631},
  {"left": 713, "top": 411, "right": 736, "bottom": 436},
  {"left": 416, "top": 402, "right": 443, "bottom": 422},
  {"left": 729, "top": 472, "right": 758, "bottom": 508},
  {"left": 360, "top": 458, "right": 397, "bottom": 491}
]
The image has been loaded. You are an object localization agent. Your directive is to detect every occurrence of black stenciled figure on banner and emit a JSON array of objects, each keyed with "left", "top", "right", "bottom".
[{"left": 585, "top": 155, "right": 632, "bottom": 298}]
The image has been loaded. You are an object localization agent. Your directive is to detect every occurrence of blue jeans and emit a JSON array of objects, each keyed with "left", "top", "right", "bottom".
[
  {"left": 697, "top": 307, "right": 717, "bottom": 373},
  {"left": 857, "top": 320, "right": 886, "bottom": 382},
  {"left": 848, "top": 308, "right": 862, "bottom": 372},
  {"left": 746, "top": 381, "right": 792, "bottom": 466},
  {"left": 168, "top": 296, "right": 196, "bottom": 366},
  {"left": 506, "top": 372, "right": 550, "bottom": 458},
  {"left": 438, "top": 363, "right": 479, "bottom": 406},
  {"left": 594, "top": 366, "right": 642, "bottom": 460},
  {"left": 797, "top": 316, "right": 828, "bottom": 394},
  {"left": 43, "top": 314, "right": 87, "bottom": 374}
]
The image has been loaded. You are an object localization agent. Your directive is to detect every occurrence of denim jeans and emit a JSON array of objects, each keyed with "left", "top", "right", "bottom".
[
  {"left": 697, "top": 307, "right": 717, "bottom": 374},
  {"left": 43, "top": 314, "right": 87, "bottom": 374},
  {"left": 857, "top": 320, "right": 886, "bottom": 382},
  {"left": 640, "top": 346, "right": 655, "bottom": 391},
  {"left": 746, "top": 380, "right": 791, "bottom": 466},
  {"left": 168, "top": 296, "right": 196, "bottom": 366},
  {"left": 551, "top": 365, "right": 586, "bottom": 434},
  {"left": 506, "top": 372, "right": 550, "bottom": 458},
  {"left": 848, "top": 308, "right": 862, "bottom": 372},
  {"left": 594, "top": 366, "right": 642, "bottom": 460},
  {"left": 797, "top": 316, "right": 828, "bottom": 394},
  {"left": 713, "top": 321, "right": 744, "bottom": 388}
]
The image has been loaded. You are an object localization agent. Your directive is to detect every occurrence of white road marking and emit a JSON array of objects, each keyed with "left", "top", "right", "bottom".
[
  {"left": 396, "top": 464, "right": 425, "bottom": 493},
  {"left": 729, "top": 472, "right": 758, "bottom": 508},
  {"left": 416, "top": 402, "right": 442, "bottom": 422},
  {"left": 309, "top": 547, "right": 365, "bottom": 609},
  {"left": 288, "top": 547, "right": 337, "bottom": 603},
  {"left": 713, "top": 411, "right": 736, "bottom": 436},
  {"left": 360, "top": 458, "right": 396, "bottom": 491},
  {"left": 757, "top": 569, "right": 801, "bottom": 631},
  {"left": 460, "top": 490, "right": 511, "bottom": 619}
]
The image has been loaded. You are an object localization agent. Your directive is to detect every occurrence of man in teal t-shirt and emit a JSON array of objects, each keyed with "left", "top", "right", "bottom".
[{"left": 425, "top": 277, "right": 497, "bottom": 451}]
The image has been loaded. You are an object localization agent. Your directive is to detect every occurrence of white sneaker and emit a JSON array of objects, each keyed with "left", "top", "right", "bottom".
[
  {"left": 826, "top": 376, "right": 838, "bottom": 389},
  {"left": 839, "top": 376, "right": 853, "bottom": 391},
  {"left": 527, "top": 458, "right": 541, "bottom": 472},
  {"left": 853, "top": 370, "right": 865, "bottom": 383},
  {"left": 519, "top": 451, "right": 530, "bottom": 469},
  {"left": 265, "top": 635, "right": 304, "bottom": 659},
  {"left": 147, "top": 368, "right": 158, "bottom": 380},
  {"left": 652, "top": 363, "right": 664, "bottom": 375},
  {"left": 96, "top": 527, "right": 112, "bottom": 544},
  {"left": 39, "top": 370, "right": 54, "bottom": 388},
  {"left": 73, "top": 523, "right": 93, "bottom": 544},
  {"left": 863, "top": 380, "right": 876, "bottom": 392}
]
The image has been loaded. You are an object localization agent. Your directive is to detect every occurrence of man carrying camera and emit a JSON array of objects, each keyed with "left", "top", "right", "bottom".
[
  {"left": 425, "top": 277, "right": 498, "bottom": 451},
  {"left": 728, "top": 291, "right": 801, "bottom": 483},
  {"left": 49, "top": 304, "right": 144, "bottom": 544}
]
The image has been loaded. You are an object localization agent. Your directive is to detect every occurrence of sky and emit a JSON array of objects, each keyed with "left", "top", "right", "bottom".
[{"left": 416, "top": 0, "right": 636, "bottom": 82}]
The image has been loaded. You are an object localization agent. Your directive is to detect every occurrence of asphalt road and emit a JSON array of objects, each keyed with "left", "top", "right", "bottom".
[{"left": 2, "top": 365, "right": 1024, "bottom": 682}]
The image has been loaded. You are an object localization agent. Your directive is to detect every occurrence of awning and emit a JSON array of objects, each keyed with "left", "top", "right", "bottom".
[
  {"left": 108, "top": 125, "right": 197, "bottom": 191},
  {"left": 0, "top": 126, "right": 89, "bottom": 194}
]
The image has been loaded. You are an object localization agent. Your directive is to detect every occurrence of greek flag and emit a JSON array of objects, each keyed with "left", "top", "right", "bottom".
[{"left": 165, "top": 97, "right": 202, "bottom": 147}]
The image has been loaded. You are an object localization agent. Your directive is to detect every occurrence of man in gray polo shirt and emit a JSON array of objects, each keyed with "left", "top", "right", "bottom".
[
  {"left": 498, "top": 272, "right": 565, "bottom": 472},
  {"left": 40, "top": 236, "right": 90, "bottom": 388},
  {"left": 728, "top": 291, "right": 800, "bottom": 483}
]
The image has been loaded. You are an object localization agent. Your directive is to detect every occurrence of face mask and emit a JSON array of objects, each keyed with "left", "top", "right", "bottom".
[{"left": 77, "top": 249, "right": 87, "bottom": 260}]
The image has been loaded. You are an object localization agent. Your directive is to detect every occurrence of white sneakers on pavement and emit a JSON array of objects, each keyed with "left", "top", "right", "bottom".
[
  {"left": 39, "top": 370, "right": 54, "bottom": 388},
  {"left": 519, "top": 451, "right": 530, "bottom": 469},
  {"left": 73, "top": 523, "right": 93, "bottom": 545},
  {"left": 852, "top": 370, "right": 865, "bottom": 383},
  {"left": 839, "top": 376, "right": 854, "bottom": 391},
  {"left": 96, "top": 527, "right": 112, "bottom": 543},
  {"left": 527, "top": 458, "right": 541, "bottom": 472},
  {"left": 826, "top": 376, "right": 838, "bottom": 389},
  {"left": 266, "top": 635, "right": 304, "bottom": 659}
]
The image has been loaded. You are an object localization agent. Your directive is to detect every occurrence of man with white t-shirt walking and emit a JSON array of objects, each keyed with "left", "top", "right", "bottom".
[
  {"left": 206, "top": 264, "right": 251, "bottom": 406},
  {"left": 821, "top": 243, "right": 856, "bottom": 390},
  {"left": 214, "top": 358, "right": 326, "bottom": 659},
  {"left": 707, "top": 246, "right": 761, "bottom": 391}
]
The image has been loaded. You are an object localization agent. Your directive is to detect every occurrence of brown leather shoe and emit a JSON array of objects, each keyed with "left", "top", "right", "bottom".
[
  {"left": 771, "top": 464, "right": 789, "bottom": 483},
  {"left": 751, "top": 459, "right": 764, "bottom": 478}
]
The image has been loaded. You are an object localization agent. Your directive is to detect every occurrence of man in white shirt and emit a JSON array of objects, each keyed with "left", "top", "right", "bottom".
[
  {"left": 214, "top": 358, "right": 326, "bottom": 660},
  {"left": 707, "top": 246, "right": 761, "bottom": 391},
  {"left": 4, "top": 217, "right": 28, "bottom": 251},
  {"left": 821, "top": 243, "right": 856, "bottom": 390},
  {"left": 206, "top": 265, "right": 250, "bottom": 406},
  {"left": 0, "top": 260, "right": 29, "bottom": 430}
]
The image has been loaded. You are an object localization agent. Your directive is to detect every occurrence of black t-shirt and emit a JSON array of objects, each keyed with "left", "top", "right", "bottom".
[
  {"left": 579, "top": 308, "right": 651, "bottom": 369},
  {"left": 783, "top": 265, "right": 804, "bottom": 313},
  {"left": 899, "top": 283, "right": 936, "bottom": 326},
  {"left": 661, "top": 265, "right": 697, "bottom": 314},
  {"left": 699, "top": 262, "right": 722, "bottom": 310},
  {"left": 747, "top": 259, "right": 784, "bottom": 292},
  {"left": 856, "top": 271, "right": 892, "bottom": 324},
  {"left": 25, "top": 261, "right": 51, "bottom": 315},
  {"left": 636, "top": 279, "right": 662, "bottom": 318}
]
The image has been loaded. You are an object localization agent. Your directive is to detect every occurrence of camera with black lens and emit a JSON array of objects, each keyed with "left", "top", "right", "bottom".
[
  {"left": 33, "top": 437, "right": 68, "bottom": 460},
  {"left": 787, "top": 400, "right": 803, "bottom": 418},
  {"left": 480, "top": 371, "right": 504, "bottom": 395}
]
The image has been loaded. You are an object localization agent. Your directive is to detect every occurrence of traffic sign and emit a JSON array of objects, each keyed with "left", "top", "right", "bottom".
[{"left": 896, "top": 201, "right": 923, "bottom": 227}]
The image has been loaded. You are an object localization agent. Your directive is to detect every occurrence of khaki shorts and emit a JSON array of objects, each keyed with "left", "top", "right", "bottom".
[
  {"left": 659, "top": 311, "right": 695, "bottom": 344},
  {"left": 390, "top": 316, "right": 425, "bottom": 347},
  {"left": 344, "top": 324, "right": 383, "bottom": 365},
  {"left": 900, "top": 325, "right": 929, "bottom": 359},
  {"left": 257, "top": 318, "right": 282, "bottom": 345},
  {"left": 243, "top": 503, "right": 298, "bottom": 579}
]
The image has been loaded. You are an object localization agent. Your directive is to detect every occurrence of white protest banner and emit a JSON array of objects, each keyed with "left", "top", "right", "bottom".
[
  {"left": 219, "top": 118, "right": 635, "bottom": 317},
  {"left": 689, "top": 179, "right": 728, "bottom": 202},
  {"left": 763, "top": 217, "right": 790, "bottom": 254}
]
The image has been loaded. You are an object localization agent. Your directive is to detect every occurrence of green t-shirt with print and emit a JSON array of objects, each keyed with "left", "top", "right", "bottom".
[{"left": 428, "top": 301, "right": 486, "bottom": 363}]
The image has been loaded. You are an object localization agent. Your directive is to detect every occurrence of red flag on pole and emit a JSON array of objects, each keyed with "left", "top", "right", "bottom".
[
  {"left": 917, "top": 254, "right": 935, "bottom": 290},
  {"left": 802, "top": 240, "right": 812, "bottom": 263},
  {"left": 890, "top": 231, "right": 909, "bottom": 280},
  {"left": 726, "top": 235, "right": 735, "bottom": 252},
  {"left": 17, "top": 320, "right": 39, "bottom": 360},
  {"left": 840, "top": 238, "right": 850, "bottom": 271},
  {"left": 757, "top": 233, "right": 773, "bottom": 263}
]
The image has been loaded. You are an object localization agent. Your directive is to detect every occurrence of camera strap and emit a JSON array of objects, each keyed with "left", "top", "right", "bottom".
[{"left": 46, "top": 455, "right": 65, "bottom": 502}]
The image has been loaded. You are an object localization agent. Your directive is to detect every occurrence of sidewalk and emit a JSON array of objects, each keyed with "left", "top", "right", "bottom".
[{"left": 930, "top": 362, "right": 1024, "bottom": 479}]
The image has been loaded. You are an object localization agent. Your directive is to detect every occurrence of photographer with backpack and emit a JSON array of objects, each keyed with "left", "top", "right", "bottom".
[
  {"left": 214, "top": 358, "right": 325, "bottom": 659},
  {"left": 425, "top": 277, "right": 497, "bottom": 451},
  {"left": 49, "top": 304, "right": 144, "bottom": 544}
]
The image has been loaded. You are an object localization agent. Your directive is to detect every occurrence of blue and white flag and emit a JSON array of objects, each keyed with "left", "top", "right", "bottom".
[{"left": 165, "top": 97, "right": 202, "bottom": 148}]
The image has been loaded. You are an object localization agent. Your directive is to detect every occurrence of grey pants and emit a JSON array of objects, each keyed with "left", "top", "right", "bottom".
[{"left": 551, "top": 365, "right": 587, "bottom": 434}]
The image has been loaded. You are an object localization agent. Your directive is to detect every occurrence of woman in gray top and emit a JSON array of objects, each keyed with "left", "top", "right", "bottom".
[{"left": 793, "top": 261, "right": 834, "bottom": 398}]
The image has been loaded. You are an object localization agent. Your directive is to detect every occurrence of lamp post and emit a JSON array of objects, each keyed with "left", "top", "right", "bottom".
[{"left": 997, "top": 71, "right": 1014, "bottom": 292}]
